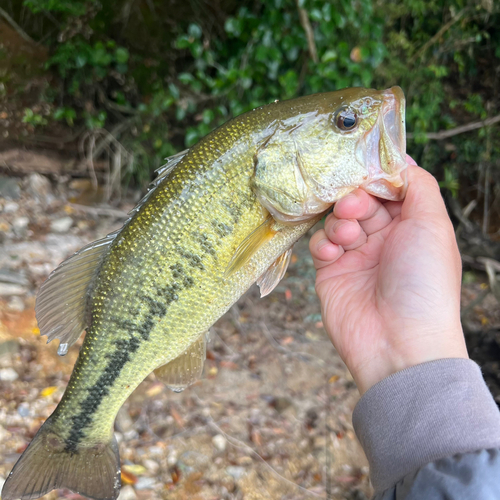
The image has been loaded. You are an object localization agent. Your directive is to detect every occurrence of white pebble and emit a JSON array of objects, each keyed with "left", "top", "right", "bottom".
[
  {"left": 167, "top": 449, "right": 178, "bottom": 466},
  {"left": 135, "top": 477, "right": 156, "bottom": 490},
  {"left": 212, "top": 434, "right": 227, "bottom": 452},
  {"left": 117, "top": 485, "right": 137, "bottom": 500},
  {"left": 50, "top": 217, "right": 73, "bottom": 233},
  {"left": 0, "top": 368, "right": 18, "bottom": 381},
  {"left": 143, "top": 459, "right": 159, "bottom": 474},
  {"left": 3, "top": 202, "right": 19, "bottom": 213},
  {"left": 226, "top": 466, "right": 246, "bottom": 480}
]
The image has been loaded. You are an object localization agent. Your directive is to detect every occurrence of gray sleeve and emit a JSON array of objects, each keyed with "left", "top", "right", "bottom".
[{"left": 352, "top": 358, "right": 500, "bottom": 497}]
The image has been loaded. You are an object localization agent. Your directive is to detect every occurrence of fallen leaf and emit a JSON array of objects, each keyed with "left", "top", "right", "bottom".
[
  {"left": 171, "top": 407, "right": 185, "bottom": 427},
  {"left": 40, "top": 386, "right": 58, "bottom": 397},
  {"left": 121, "top": 470, "right": 137, "bottom": 485}
]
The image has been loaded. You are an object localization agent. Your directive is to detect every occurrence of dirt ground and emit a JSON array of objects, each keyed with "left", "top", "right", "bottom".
[{"left": 0, "top": 167, "right": 499, "bottom": 500}]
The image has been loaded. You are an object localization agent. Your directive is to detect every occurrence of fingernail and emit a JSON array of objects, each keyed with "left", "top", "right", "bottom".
[
  {"left": 332, "top": 220, "right": 348, "bottom": 233},
  {"left": 317, "top": 239, "right": 330, "bottom": 252}
]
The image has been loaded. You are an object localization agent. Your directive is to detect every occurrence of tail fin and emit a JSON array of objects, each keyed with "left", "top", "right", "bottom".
[{"left": 1, "top": 417, "right": 121, "bottom": 500}]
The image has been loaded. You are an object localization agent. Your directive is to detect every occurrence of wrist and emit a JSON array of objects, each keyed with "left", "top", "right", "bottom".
[{"left": 350, "top": 329, "right": 469, "bottom": 395}]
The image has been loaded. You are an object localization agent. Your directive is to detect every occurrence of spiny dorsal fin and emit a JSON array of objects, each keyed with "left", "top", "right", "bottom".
[
  {"left": 257, "top": 247, "right": 293, "bottom": 297},
  {"left": 129, "top": 149, "right": 188, "bottom": 217},
  {"left": 154, "top": 333, "right": 207, "bottom": 392},
  {"left": 224, "top": 215, "right": 277, "bottom": 278},
  {"left": 35, "top": 233, "right": 116, "bottom": 356}
]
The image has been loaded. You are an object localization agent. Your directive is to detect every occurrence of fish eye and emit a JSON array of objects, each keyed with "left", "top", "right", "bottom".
[{"left": 335, "top": 109, "right": 358, "bottom": 131}]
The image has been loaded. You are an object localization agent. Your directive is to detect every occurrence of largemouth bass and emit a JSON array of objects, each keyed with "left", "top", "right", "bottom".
[{"left": 2, "top": 87, "right": 407, "bottom": 500}]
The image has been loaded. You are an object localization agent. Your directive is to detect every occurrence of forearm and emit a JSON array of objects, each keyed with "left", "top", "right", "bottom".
[{"left": 353, "top": 358, "right": 500, "bottom": 496}]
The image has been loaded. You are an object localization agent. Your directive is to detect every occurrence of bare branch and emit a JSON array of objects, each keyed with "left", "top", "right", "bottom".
[
  {"left": 296, "top": 1, "right": 318, "bottom": 64},
  {"left": 407, "top": 114, "right": 500, "bottom": 141},
  {"left": 0, "top": 7, "right": 36, "bottom": 44},
  {"left": 410, "top": 8, "right": 467, "bottom": 63}
]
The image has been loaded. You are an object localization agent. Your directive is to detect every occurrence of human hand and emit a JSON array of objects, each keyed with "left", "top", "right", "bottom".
[{"left": 309, "top": 158, "right": 468, "bottom": 394}]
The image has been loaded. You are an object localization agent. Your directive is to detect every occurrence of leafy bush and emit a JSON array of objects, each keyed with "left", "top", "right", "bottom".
[{"left": 5, "top": 0, "right": 500, "bottom": 224}]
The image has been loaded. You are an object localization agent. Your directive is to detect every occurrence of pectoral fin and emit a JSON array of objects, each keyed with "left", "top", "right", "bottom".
[
  {"left": 257, "top": 247, "right": 293, "bottom": 297},
  {"left": 224, "top": 215, "right": 277, "bottom": 278},
  {"left": 154, "top": 333, "right": 207, "bottom": 392}
]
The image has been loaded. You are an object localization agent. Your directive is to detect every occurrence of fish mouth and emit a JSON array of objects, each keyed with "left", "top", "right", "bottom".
[{"left": 359, "top": 86, "right": 408, "bottom": 201}]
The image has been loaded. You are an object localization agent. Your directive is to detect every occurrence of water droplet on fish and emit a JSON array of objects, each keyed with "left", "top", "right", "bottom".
[{"left": 171, "top": 387, "right": 184, "bottom": 393}]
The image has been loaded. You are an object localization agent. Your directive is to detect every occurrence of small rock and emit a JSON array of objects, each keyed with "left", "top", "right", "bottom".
[
  {"left": 25, "top": 173, "right": 53, "bottom": 205},
  {"left": 212, "top": 434, "right": 227, "bottom": 452},
  {"left": 7, "top": 296, "right": 25, "bottom": 312},
  {"left": 167, "top": 449, "right": 178, "bottom": 466},
  {"left": 226, "top": 466, "right": 246, "bottom": 480},
  {"left": 0, "top": 340, "right": 20, "bottom": 359},
  {"left": 0, "top": 368, "right": 19, "bottom": 381},
  {"left": 18, "top": 403, "right": 30, "bottom": 417},
  {"left": 117, "top": 485, "right": 137, "bottom": 500},
  {"left": 0, "top": 176, "right": 21, "bottom": 199},
  {"left": 143, "top": 459, "right": 159, "bottom": 474},
  {"left": 12, "top": 216, "right": 29, "bottom": 233},
  {"left": 0, "top": 425, "right": 11, "bottom": 441},
  {"left": 134, "top": 477, "right": 156, "bottom": 490},
  {"left": 50, "top": 217, "right": 73, "bottom": 233},
  {"left": 0, "top": 283, "right": 28, "bottom": 296},
  {"left": 3, "top": 201, "right": 19, "bottom": 213}
]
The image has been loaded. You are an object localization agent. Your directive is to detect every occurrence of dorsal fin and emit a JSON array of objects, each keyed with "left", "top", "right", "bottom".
[
  {"left": 35, "top": 233, "right": 116, "bottom": 356},
  {"left": 128, "top": 149, "right": 188, "bottom": 217},
  {"left": 154, "top": 333, "right": 207, "bottom": 392},
  {"left": 257, "top": 247, "right": 293, "bottom": 297}
]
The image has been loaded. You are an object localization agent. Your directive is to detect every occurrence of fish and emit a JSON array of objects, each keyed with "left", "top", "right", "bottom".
[{"left": 2, "top": 86, "right": 407, "bottom": 500}]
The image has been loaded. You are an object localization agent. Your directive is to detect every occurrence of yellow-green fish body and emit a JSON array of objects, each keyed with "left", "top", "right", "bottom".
[{"left": 2, "top": 87, "right": 407, "bottom": 500}]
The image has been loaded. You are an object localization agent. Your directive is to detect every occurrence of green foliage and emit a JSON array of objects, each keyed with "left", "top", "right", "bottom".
[
  {"left": 8, "top": 0, "right": 500, "bottom": 211},
  {"left": 22, "top": 108, "right": 47, "bottom": 126}
]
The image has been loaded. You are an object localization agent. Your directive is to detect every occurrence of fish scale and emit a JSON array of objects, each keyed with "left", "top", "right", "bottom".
[{"left": 2, "top": 87, "right": 407, "bottom": 500}]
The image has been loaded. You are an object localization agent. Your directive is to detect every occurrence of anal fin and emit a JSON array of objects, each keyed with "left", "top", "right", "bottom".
[
  {"left": 257, "top": 247, "right": 293, "bottom": 297},
  {"left": 224, "top": 215, "right": 277, "bottom": 278},
  {"left": 154, "top": 333, "right": 207, "bottom": 392}
]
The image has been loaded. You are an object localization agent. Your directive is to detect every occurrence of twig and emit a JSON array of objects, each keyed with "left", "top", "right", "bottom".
[
  {"left": 296, "top": 1, "right": 318, "bottom": 63},
  {"left": 69, "top": 203, "right": 128, "bottom": 218},
  {"left": 406, "top": 114, "right": 500, "bottom": 140},
  {"left": 483, "top": 162, "right": 491, "bottom": 235},
  {"left": 461, "top": 287, "right": 490, "bottom": 319},
  {"left": 206, "top": 414, "right": 325, "bottom": 498},
  {"left": 260, "top": 322, "right": 325, "bottom": 367},
  {"left": 409, "top": 8, "right": 467, "bottom": 63},
  {"left": 0, "top": 7, "right": 36, "bottom": 44}
]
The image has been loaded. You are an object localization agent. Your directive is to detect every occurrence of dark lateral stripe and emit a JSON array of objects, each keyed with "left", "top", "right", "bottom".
[{"left": 64, "top": 293, "right": 168, "bottom": 452}]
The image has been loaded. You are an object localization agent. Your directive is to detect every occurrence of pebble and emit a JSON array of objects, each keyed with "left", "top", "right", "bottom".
[
  {"left": 212, "top": 434, "right": 227, "bottom": 452},
  {"left": 226, "top": 466, "right": 246, "bottom": 480},
  {"left": 25, "top": 173, "right": 53, "bottom": 205},
  {"left": 167, "top": 449, "right": 178, "bottom": 466},
  {"left": 3, "top": 201, "right": 19, "bottom": 213},
  {"left": 18, "top": 403, "right": 30, "bottom": 417},
  {"left": 117, "top": 485, "right": 137, "bottom": 500},
  {"left": 50, "top": 217, "right": 73, "bottom": 233},
  {"left": 134, "top": 477, "right": 156, "bottom": 490},
  {"left": 0, "top": 368, "right": 19, "bottom": 381},
  {"left": 12, "top": 216, "right": 29, "bottom": 232},
  {"left": 0, "top": 176, "right": 21, "bottom": 199},
  {"left": 7, "top": 296, "right": 25, "bottom": 312},
  {"left": 0, "top": 283, "right": 28, "bottom": 296},
  {"left": 143, "top": 459, "right": 159, "bottom": 474},
  {"left": 115, "top": 408, "right": 134, "bottom": 432}
]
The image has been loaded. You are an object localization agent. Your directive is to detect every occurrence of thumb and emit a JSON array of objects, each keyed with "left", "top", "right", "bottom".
[{"left": 402, "top": 161, "right": 449, "bottom": 223}]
